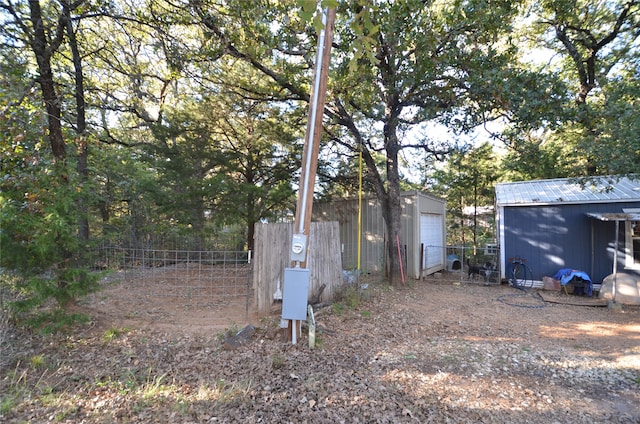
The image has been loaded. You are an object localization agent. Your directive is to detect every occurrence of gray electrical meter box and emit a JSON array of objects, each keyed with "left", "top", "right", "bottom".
[
  {"left": 290, "top": 233, "right": 308, "bottom": 262},
  {"left": 281, "top": 267, "right": 310, "bottom": 321}
]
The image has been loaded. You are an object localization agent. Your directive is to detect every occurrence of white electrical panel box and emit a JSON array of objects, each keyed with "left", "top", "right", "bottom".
[
  {"left": 281, "top": 267, "right": 310, "bottom": 321},
  {"left": 290, "top": 233, "right": 308, "bottom": 262}
]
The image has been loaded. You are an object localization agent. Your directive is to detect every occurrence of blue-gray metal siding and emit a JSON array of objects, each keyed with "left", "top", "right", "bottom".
[{"left": 502, "top": 201, "right": 640, "bottom": 283}]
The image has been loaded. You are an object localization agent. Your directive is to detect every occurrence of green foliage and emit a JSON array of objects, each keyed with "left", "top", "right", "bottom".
[
  {"left": 332, "top": 283, "right": 361, "bottom": 314},
  {"left": 297, "top": 0, "right": 340, "bottom": 29},
  {"left": 1, "top": 170, "right": 100, "bottom": 311},
  {"left": 0, "top": 0, "right": 102, "bottom": 326},
  {"left": 508, "top": 0, "right": 640, "bottom": 177},
  {"left": 28, "top": 354, "right": 48, "bottom": 370},
  {"left": 0, "top": 396, "right": 16, "bottom": 415},
  {"left": 0, "top": 128, "right": 99, "bottom": 321},
  {"left": 429, "top": 143, "right": 501, "bottom": 247},
  {"left": 0, "top": 364, "right": 28, "bottom": 415},
  {"left": 137, "top": 77, "right": 301, "bottom": 249},
  {"left": 579, "top": 71, "right": 640, "bottom": 175},
  {"left": 501, "top": 134, "right": 577, "bottom": 180},
  {"left": 217, "top": 323, "right": 240, "bottom": 343},
  {"left": 23, "top": 309, "right": 91, "bottom": 335},
  {"left": 103, "top": 327, "right": 130, "bottom": 342}
]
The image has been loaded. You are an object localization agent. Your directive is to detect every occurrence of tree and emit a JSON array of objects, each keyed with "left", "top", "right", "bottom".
[
  {"left": 63, "top": 0, "right": 301, "bottom": 253},
  {"left": 64, "top": 0, "right": 90, "bottom": 244},
  {"left": 500, "top": 133, "right": 576, "bottom": 180},
  {"left": 337, "top": 1, "right": 530, "bottom": 282},
  {"left": 430, "top": 143, "right": 501, "bottom": 248},
  {"left": 186, "top": 0, "right": 526, "bottom": 284},
  {"left": 0, "top": 0, "right": 101, "bottom": 313},
  {"left": 210, "top": 93, "right": 303, "bottom": 251},
  {"left": 138, "top": 82, "right": 302, "bottom": 251},
  {"left": 516, "top": 0, "right": 640, "bottom": 176}
]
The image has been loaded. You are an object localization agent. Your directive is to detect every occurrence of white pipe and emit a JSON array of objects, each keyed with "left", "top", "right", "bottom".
[
  {"left": 298, "top": 7, "right": 328, "bottom": 235},
  {"left": 292, "top": 320, "right": 297, "bottom": 345},
  {"left": 613, "top": 221, "right": 619, "bottom": 302}
]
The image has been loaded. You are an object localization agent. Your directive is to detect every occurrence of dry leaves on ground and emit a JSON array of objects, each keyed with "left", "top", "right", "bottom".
[{"left": 1, "top": 274, "right": 639, "bottom": 423}]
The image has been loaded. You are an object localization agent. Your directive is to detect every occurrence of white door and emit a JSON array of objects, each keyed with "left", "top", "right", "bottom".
[{"left": 420, "top": 214, "right": 443, "bottom": 269}]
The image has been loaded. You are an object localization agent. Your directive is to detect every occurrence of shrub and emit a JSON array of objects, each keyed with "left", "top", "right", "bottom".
[{"left": 0, "top": 160, "right": 98, "bottom": 330}]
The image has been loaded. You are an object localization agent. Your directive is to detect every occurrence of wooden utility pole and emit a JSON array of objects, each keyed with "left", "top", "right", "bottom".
[
  {"left": 294, "top": 6, "right": 337, "bottom": 244},
  {"left": 283, "top": 5, "right": 336, "bottom": 344}
]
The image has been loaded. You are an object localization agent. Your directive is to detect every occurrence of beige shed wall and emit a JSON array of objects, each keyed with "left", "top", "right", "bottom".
[{"left": 313, "top": 191, "right": 446, "bottom": 279}]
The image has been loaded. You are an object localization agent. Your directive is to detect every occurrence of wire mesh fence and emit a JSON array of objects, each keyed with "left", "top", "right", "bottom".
[
  {"left": 415, "top": 245, "right": 501, "bottom": 284},
  {"left": 93, "top": 245, "right": 253, "bottom": 311}
]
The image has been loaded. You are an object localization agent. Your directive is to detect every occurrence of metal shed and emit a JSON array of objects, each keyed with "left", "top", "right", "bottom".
[
  {"left": 313, "top": 191, "right": 447, "bottom": 279},
  {"left": 495, "top": 176, "right": 640, "bottom": 285}
]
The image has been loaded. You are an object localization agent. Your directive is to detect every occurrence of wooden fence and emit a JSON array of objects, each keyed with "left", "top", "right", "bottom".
[{"left": 253, "top": 221, "right": 342, "bottom": 316}]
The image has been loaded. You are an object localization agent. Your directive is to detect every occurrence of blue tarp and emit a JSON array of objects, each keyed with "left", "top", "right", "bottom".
[{"left": 552, "top": 268, "right": 593, "bottom": 296}]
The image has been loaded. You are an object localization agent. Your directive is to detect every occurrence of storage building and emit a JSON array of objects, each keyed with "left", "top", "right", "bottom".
[
  {"left": 313, "top": 191, "right": 446, "bottom": 279},
  {"left": 495, "top": 176, "right": 640, "bottom": 285}
]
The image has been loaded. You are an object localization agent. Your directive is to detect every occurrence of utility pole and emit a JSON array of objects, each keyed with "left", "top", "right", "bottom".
[{"left": 281, "top": 5, "right": 336, "bottom": 345}]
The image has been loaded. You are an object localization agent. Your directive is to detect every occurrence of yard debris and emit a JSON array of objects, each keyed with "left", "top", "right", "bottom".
[
  {"left": 222, "top": 324, "right": 256, "bottom": 350},
  {"left": 542, "top": 276, "right": 561, "bottom": 291},
  {"left": 3, "top": 273, "right": 638, "bottom": 422}
]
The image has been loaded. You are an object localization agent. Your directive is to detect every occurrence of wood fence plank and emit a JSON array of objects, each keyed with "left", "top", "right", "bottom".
[{"left": 253, "top": 222, "right": 342, "bottom": 315}]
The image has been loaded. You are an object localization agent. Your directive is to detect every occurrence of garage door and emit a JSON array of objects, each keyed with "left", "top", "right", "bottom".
[{"left": 420, "top": 214, "right": 443, "bottom": 269}]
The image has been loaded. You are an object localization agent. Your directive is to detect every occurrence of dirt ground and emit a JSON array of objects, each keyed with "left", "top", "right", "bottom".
[
  {"left": 84, "top": 267, "right": 256, "bottom": 334},
  {"left": 1, "top": 270, "right": 639, "bottom": 423}
]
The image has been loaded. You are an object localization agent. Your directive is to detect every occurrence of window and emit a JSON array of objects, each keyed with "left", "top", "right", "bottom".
[
  {"left": 630, "top": 221, "right": 640, "bottom": 267},
  {"left": 485, "top": 244, "right": 498, "bottom": 256},
  {"left": 623, "top": 207, "right": 640, "bottom": 270}
]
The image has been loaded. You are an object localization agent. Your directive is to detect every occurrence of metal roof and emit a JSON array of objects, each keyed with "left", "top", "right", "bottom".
[
  {"left": 495, "top": 176, "right": 640, "bottom": 206},
  {"left": 586, "top": 212, "right": 640, "bottom": 221}
]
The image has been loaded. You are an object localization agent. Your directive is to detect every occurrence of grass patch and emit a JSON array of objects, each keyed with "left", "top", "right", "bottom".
[
  {"left": 29, "top": 354, "right": 48, "bottom": 370},
  {"left": 52, "top": 404, "right": 80, "bottom": 422},
  {"left": 271, "top": 352, "right": 286, "bottom": 369},
  {"left": 0, "top": 395, "right": 17, "bottom": 415},
  {"left": 211, "top": 378, "right": 253, "bottom": 405},
  {"left": 331, "top": 283, "right": 362, "bottom": 315},
  {"left": 102, "top": 326, "right": 129, "bottom": 342},
  {"left": 217, "top": 323, "right": 240, "bottom": 342},
  {"left": 331, "top": 302, "right": 347, "bottom": 315},
  {"left": 1, "top": 363, "right": 31, "bottom": 415},
  {"left": 138, "top": 370, "right": 169, "bottom": 400},
  {"left": 313, "top": 333, "right": 324, "bottom": 348}
]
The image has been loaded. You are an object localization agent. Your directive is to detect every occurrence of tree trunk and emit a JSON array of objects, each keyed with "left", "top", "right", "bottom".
[
  {"left": 66, "top": 9, "right": 90, "bottom": 246},
  {"left": 382, "top": 120, "right": 403, "bottom": 286},
  {"left": 246, "top": 191, "right": 255, "bottom": 252},
  {"left": 28, "top": 0, "right": 76, "bottom": 300},
  {"left": 382, "top": 192, "right": 403, "bottom": 286},
  {"left": 246, "top": 186, "right": 256, "bottom": 252},
  {"left": 29, "top": 0, "right": 67, "bottom": 163},
  {"left": 472, "top": 176, "right": 478, "bottom": 253},
  {"left": 459, "top": 198, "right": 465, "bottom": 247},
  {"left": 247, "top": 221, "right": 255, "bottom": 253}
]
